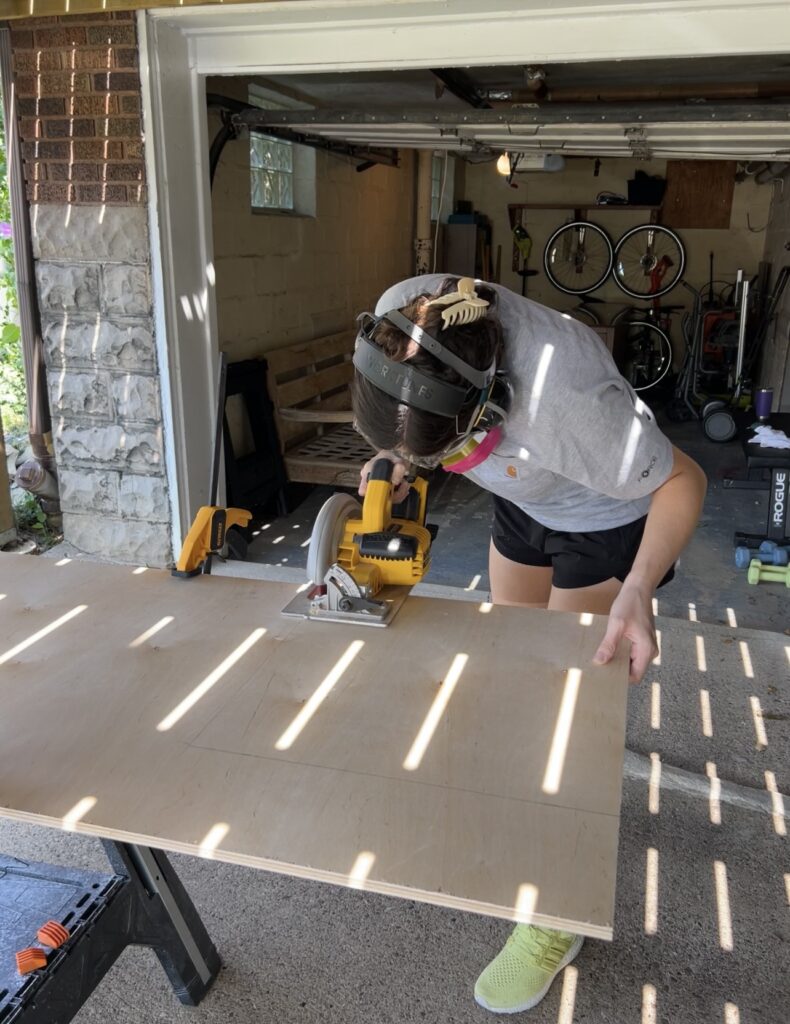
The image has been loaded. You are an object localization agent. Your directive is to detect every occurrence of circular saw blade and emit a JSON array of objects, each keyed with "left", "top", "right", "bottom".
[{"left": 306, "top": 493, "right": 361, "bottom": 585}]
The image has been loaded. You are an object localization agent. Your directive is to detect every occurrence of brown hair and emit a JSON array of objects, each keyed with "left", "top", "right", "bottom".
[{"left": 352, "top": 277, "right": 503, "bottom": 458}]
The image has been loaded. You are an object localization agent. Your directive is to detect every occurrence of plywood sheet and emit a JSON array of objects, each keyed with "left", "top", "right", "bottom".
[{"left": 0, "top": 554, "right": 629, "bottom": 938}]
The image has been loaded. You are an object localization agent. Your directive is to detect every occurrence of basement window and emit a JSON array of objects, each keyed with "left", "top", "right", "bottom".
[
  {"left": 251, "top": 132, "right": 294, "bottom": 210},
  {"left": 248, "top": 84, "right": 316, "bottom": 217}
]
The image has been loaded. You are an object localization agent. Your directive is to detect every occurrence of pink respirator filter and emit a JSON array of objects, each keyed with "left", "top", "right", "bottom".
[{"left": 441, "top": 426, "right": 503, "bottom": 474}]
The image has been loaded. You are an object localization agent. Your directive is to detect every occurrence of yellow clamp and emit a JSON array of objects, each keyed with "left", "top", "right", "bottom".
[{"left": 173, "top": 506, "right": 252, "bottom": 577}]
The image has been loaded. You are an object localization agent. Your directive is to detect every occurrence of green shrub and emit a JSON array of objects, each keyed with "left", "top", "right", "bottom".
[
  {"left": 12, "top": 488, "right": 58, "bottom": 548},
  {"left": 0, "top": 97, "right": 26, "bottom": 440}
]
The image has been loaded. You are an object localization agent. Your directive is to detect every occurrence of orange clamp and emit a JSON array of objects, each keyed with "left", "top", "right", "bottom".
[
  {"left": 16, "top": 948, "right": 47, "bottom": 975},
  {"left": 37, "top": 921, "right": 70, "bottom": 949}
]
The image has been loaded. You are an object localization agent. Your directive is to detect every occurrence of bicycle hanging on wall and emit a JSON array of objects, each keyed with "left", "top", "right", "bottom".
[
  {"left": 543, "top": 219, "right": 686, "bottom": 393},
  {"left": 542, "top": 221, "right": 614, "bottom": 295},
  {"left": 544, "top": 220, "right": 685, "bottom": 299}
]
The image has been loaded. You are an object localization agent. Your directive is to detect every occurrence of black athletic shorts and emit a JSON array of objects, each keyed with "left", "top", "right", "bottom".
[{"left": 491, "top": 495, "right": 676, "bottom": 590}]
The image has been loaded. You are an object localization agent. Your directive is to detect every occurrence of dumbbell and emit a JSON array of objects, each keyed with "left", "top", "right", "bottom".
[
  {"left": 747, "top": 559, "right": 790, "bottom": 586},
  {"left": 736, "top": 543, "right": 790, "bottom": 568},
  {"left": 759, "top": 539, "right": 790, "bottom": 554},
  {"left": 733, "top": 532, "right": 790, "bottom": 550}
]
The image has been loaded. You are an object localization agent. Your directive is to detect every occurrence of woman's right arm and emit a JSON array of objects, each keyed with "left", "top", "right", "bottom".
[{"left": 358, "top": 451, "right": 411, "bottom": 502}]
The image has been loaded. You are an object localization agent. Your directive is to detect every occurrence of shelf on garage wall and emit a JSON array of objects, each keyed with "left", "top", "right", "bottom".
[{"left": 507, "top": 203, "right": 663, "bottom": 227}]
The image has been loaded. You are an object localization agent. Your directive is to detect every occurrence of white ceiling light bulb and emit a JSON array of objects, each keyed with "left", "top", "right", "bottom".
[{"left": 496, "top": 152, "right": 511, "bottom": 175}]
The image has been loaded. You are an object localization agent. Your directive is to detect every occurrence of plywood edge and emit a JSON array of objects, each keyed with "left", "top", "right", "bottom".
[{"left": 0, "top": 805, "right": 613, "bottom": 940}]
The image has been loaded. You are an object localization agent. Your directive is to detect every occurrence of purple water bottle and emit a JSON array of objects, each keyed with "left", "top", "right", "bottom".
[{"left": 754, "top": 388, "right": 773, "bottom": 422}]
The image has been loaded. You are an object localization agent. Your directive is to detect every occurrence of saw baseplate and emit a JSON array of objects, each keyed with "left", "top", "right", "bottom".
[{"left": 281, "top": 584, "right": 409, "bottom": 627}]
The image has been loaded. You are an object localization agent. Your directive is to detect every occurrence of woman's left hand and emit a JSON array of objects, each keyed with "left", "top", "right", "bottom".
[{"left": 592, "top": 580, "right": 657, "bottom": 684}]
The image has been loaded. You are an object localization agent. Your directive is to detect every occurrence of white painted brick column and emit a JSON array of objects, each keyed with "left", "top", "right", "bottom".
[{"left": 33, "top": 205, "right": 173, "bottom": 565}]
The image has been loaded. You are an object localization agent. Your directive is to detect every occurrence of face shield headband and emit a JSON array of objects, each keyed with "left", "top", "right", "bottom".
[
  {"left": 353, "top": 309, "right": 494, "bottom": 415},
  {"left": 352, "top": 307, "right": 508, "bottom": 470}
]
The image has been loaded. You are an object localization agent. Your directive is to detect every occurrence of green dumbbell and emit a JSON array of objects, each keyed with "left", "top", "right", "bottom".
[{"left": 747, "top": 558, "right": 790, "bottom": 586}]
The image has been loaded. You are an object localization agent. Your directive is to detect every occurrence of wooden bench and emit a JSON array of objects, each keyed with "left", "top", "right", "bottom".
[{"left": 266, "top": 330, "right": 375, "bottom": 488}]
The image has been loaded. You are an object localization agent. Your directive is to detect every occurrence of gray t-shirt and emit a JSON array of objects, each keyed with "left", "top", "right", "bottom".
[{"left": 374, "top": 275, "right": 674, "bottom": 532}]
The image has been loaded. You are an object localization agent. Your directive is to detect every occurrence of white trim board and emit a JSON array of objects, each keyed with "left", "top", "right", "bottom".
[
  {"left": 137, "top": 15, "right": 183, "bottom": 556},
  {"left": 139, "top": 14, "right": 222, "bottom": 539},
  {"left": 153, "top": 0, "right": 790, "bottom": 68}
]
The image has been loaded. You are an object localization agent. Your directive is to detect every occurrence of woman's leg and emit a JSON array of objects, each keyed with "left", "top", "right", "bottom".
[
  {"left": 548, "top": 576, "right": 622, "bottom": 614},
  {"left": 488, "top": 541, "right": 553, "bottom": 608}
]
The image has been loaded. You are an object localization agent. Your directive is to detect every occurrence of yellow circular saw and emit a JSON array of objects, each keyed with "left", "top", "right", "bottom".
[{"left": 283, "top": 458, "right": 434, "bottom": 627}]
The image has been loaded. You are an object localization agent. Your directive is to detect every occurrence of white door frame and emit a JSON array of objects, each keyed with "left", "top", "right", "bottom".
[{"left": 138, "top": 0, "right": 790, "bottom": 546}]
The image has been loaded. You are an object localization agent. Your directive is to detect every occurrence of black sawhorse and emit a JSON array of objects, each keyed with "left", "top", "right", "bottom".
[{"left": 0, "top": 841, "right": 220, "bottom": 1022}]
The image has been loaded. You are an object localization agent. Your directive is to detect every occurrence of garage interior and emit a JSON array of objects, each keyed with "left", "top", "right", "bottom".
[{"left": 204, "top": 57, "right": 790, "bottom": 634}]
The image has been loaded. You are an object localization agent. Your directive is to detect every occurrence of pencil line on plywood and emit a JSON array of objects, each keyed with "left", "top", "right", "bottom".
[{"left": 183, "top": 740, "right": 622, "bottom": 817}]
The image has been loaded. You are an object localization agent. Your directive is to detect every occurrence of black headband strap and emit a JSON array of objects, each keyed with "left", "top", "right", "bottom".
[
  {"left": 352, "top": 336, "right": 468, "bottom": 418},
  {"left": 384, "top": 309, "right": 492, "bottom": 390}
]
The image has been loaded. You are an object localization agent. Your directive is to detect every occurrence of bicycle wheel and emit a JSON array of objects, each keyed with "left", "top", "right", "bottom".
[
  {"left": 611, "top": 305, "right": 650, "bottom": 326},
  {"left": 613, "top": 225, "right": 686, "bottom": 299},
  {"left": 543, "top": 221, "right": 614, "bottom": 296},
  {"left": 568, "top": 303, "right": 600, "bottom": 326},
  {"left": 617, "top": 320, "right": 673, "bottom": 392}
]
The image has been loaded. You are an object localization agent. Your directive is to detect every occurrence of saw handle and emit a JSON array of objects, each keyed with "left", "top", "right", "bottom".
[
  {"left": 363, "top": 457, "right": 428, "bottom": 532},
  {"left": 361, "top": 460, "right": 396, "bottom": 535},
  {"left": 369, "top": 457, "right": 398, "bottom": 483}
]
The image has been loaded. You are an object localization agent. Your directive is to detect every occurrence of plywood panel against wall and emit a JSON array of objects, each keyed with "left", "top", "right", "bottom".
[
  {"left": 662, "top": 160, "right": 736, "bottom": 230},
  {"left": 0, "top": 554, "right": 629, "bottom": 938}
]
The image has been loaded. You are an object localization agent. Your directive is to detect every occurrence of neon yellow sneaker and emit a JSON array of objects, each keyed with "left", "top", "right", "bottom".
[{"left": 474, "top": 924, "right": 584, "bottom": 1014}]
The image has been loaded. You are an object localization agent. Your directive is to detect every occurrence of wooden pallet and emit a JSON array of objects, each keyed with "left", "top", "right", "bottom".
[{"left": 266, "top": 331, "right": 374, "bottom": 487}]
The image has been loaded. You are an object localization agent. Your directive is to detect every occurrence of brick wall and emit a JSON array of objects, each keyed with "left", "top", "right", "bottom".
[
  {"left": 10, "top": 12, "right": 172, "bottom": 566},
  {"left": 11, "top": 11, "right": 145, "bottom": 206}
]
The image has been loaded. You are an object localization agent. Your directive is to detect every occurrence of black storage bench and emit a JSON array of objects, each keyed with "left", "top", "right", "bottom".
[{"left": 725, "top": 411, "right": 790, "bottom": 546}]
